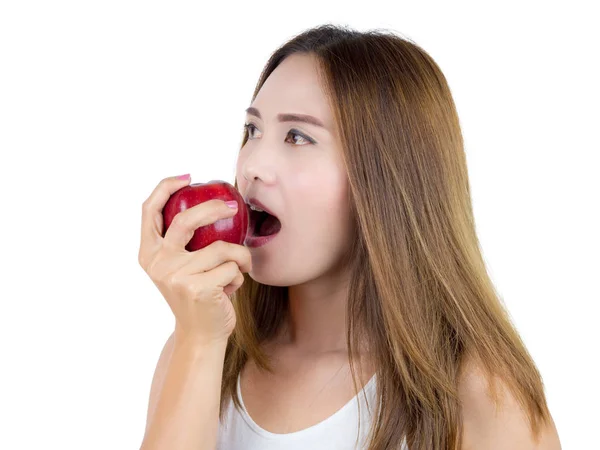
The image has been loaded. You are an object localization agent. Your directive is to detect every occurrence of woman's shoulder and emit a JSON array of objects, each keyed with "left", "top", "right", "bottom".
[{"left": 457, "top": 356, "right": 561, "bottom": 449}]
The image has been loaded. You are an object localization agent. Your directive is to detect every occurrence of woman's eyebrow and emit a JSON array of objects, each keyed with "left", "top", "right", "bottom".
[{"left": 245, "top": 106, "right": 327, "bottom": 130}]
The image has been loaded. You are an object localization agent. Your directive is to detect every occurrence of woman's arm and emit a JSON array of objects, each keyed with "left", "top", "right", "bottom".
[{"left": 140, "top": 332, "right": 228, "bottom": 450}]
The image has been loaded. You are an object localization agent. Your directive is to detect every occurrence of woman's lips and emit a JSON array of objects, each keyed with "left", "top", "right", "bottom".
[
  {"left": 245, "top": 197, "right": 279, "bottom": 220},
  {"left": 244, "top": 228, "right": 281, "bottom": 248}
]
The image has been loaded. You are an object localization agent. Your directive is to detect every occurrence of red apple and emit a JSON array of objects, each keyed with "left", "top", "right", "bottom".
[{"left": 162, "top": 180, "right": 249, "bottom": 251}]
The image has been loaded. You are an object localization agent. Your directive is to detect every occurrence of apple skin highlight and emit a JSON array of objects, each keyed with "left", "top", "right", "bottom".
[{"left": 162, "top": 180, "right": 250, "bottom": 252}]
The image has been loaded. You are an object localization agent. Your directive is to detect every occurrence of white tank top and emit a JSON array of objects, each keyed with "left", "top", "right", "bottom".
[{"left": 216, "top": 372, "right": 407, "bottom": 449}]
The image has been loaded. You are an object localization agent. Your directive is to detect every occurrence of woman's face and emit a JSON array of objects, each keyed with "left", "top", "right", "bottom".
[{"left": 236, "top": 53, "right": 355, "bottom": 287}]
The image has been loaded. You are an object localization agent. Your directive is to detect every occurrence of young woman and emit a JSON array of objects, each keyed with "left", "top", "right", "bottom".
[{"left": 138, "top": 24, "right": 561, "bottom": 450}]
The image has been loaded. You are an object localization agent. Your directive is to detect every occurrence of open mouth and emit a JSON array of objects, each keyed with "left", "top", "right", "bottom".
[{"left": 248, "top": 208, "right": 282, "bottom": 237}]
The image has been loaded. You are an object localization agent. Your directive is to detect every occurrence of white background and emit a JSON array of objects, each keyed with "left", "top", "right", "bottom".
[{"left": 1, "top": 1, "right": 597, "bottom": 449}]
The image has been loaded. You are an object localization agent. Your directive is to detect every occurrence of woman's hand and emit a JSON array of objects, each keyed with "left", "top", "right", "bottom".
[{"left": 138, "top": 175, "right": 252, "bottom": 346}]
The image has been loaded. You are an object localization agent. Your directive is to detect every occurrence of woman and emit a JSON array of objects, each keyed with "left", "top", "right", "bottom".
[{"left": 138, "top": 24, "right": 561, "bottom": 450}]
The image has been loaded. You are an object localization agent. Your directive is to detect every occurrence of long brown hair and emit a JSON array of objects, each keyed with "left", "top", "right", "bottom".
[{"left": 220, "top": 23, "right": 553, "bottom": 450}]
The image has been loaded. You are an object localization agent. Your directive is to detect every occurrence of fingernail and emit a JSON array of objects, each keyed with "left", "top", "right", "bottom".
[
  {"left": 177, "top": 173, "right": 190, "bottom": 180},
  {"left": 226, "top": 200, "right": 238, "bottom": 209}
]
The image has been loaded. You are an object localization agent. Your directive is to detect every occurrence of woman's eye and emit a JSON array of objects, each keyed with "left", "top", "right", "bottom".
[
  {"left": 243, "top": 123, "right": 314, "bottom": 145},
  {"left": 244, "top": 123, "right": 257, "bottom": 138},
  {"left": 285, "top": 129, "right": 313, "bottom": 145}
]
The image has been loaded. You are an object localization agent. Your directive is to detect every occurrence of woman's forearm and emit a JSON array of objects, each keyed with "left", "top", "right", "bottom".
[{"left": 140, "top": 336, "right": 228, "bottom": 450}]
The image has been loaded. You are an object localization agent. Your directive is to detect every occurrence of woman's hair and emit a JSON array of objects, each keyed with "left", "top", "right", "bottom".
[{"left": 221, "top": 23, "right": 553, "bottom": 449}]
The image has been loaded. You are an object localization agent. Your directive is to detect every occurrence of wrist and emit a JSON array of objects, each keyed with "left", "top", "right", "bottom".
[{"left": 173, "top": 328, "right": 229, "bottom": 353}]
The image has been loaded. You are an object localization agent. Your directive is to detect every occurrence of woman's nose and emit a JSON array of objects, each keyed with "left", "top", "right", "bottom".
[{"left": 240, "top": 145, "right": 277, "bottom": 185}]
